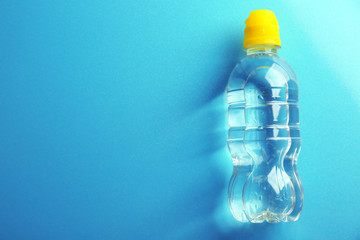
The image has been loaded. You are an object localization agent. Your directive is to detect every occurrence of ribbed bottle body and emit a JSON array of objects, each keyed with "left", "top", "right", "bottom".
[{"left": 227, "top": 52, "right": 303, "bottom": 223}]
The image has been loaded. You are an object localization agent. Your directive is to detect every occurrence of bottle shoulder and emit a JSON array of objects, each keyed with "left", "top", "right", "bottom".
[
  {"left": 241, "top": 55, "right": 296, "bottom": 79},
  {"left": 228, "top": 54, "right": 298, "bottom": 91}
]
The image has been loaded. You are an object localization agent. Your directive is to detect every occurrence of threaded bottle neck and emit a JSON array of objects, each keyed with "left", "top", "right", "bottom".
[{"left": 246, "top": 44, "right": 279, "bottom": 56}]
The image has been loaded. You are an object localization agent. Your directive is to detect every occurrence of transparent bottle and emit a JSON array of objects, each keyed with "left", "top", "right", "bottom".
[{"left": 227, "top": 10, "right": 303, "bottom": 223}]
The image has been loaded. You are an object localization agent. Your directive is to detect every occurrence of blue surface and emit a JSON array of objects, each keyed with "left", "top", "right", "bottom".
[{"left": 1, "top": 1, "right": 360, "bottom": 239}]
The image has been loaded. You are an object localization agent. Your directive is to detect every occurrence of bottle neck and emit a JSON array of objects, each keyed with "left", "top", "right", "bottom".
[{"left": 246, "top": 44, "right": 279, "bottom": 56}]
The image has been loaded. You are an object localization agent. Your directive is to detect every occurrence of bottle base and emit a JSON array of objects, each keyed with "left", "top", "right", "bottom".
[{"left": 249, "top": 211, "right": 282, "bottom": 223}]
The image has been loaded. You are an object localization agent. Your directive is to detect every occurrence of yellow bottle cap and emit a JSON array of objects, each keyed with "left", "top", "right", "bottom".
[{"left": 243, "top": 10, "right": 281, "bottom": 49}]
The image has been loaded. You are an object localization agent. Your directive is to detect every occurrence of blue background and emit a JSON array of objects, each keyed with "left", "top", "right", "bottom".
[{"left": 1, "top": 0, "right": 360, "bottom": 239}]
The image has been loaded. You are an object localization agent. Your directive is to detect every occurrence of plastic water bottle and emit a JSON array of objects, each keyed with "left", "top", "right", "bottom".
[{"left": 227, "top": 10, "right": 303, "bottom": 223}]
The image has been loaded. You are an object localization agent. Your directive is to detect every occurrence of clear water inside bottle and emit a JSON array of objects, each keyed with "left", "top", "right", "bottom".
[{"left": 227, "top": 49, "right": 303, "bottom": 223}]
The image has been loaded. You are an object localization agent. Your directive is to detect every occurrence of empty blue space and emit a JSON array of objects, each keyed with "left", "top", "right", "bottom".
[{"left": 0, "top": 0, "right": 359, "bottom": 239}]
